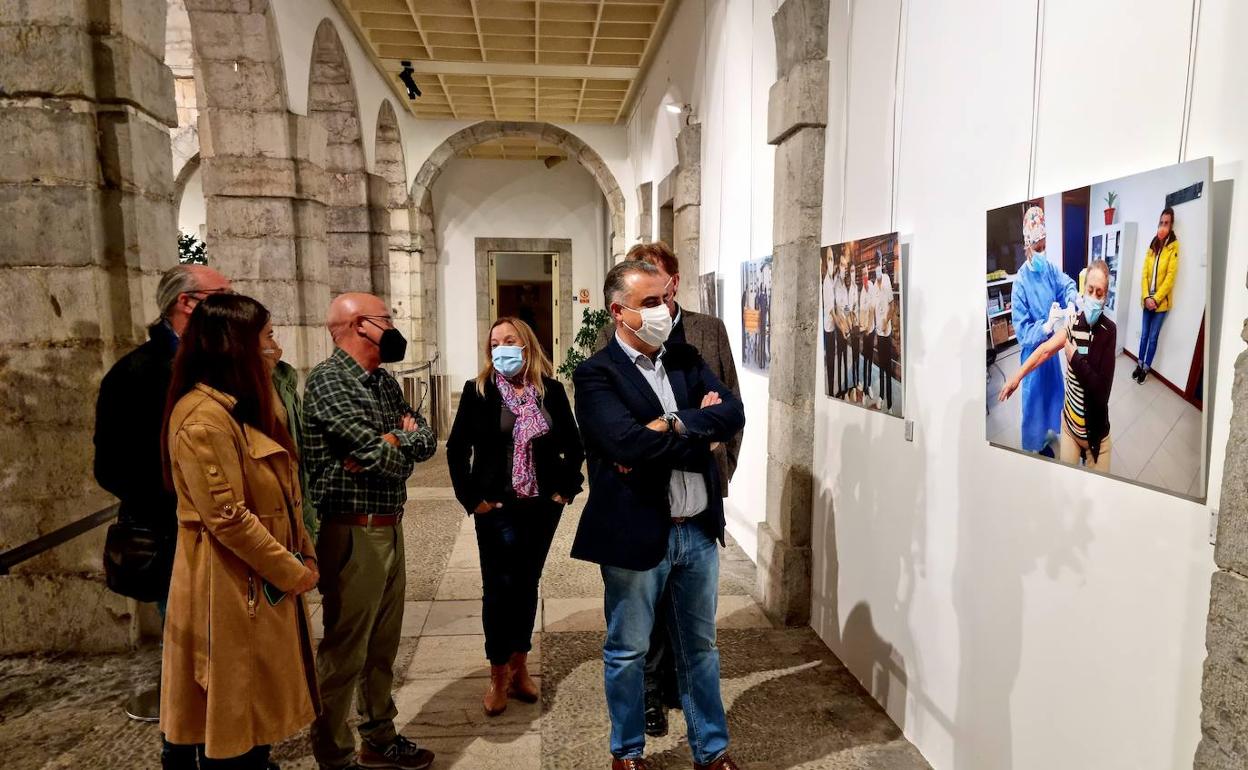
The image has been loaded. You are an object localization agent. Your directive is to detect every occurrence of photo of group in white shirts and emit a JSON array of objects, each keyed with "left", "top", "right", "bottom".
[{"left": 820, "top": 233, "right": 903, "bottom": 417}]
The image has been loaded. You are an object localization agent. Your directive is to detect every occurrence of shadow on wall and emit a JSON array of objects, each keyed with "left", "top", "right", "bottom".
[
  {"left": 812, "top": 288, "right": 934, "bottom": 738},
  {"left": 953, "top": 302, "right": 1093, "bottom": 770}
]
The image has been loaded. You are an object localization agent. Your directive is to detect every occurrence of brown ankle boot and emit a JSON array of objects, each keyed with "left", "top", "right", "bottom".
[
  {"left": 508, "top": 651, "right": 539, "bottom": 703},
  {"left": 483, "top": 664, "right": 510, "bottom": 716}
]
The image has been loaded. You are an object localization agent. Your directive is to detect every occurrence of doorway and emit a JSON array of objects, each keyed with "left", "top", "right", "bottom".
[
  {"left": 490, "top": 251, "right": 558, "bottom": 362},
  {"left": 474, "top": 237, "right": 573, "bottom": 373}
]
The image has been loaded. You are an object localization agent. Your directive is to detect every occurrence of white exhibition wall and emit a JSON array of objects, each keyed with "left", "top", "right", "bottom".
[
  {"left": 626, "top": 0, "right": 778, "bottom": 558},
  {"left": 177, "top": 164, "right": 205, "bottom": 239},
  {"left": 811, "top": 2, "right": 1247, "bottom": 770},
  {"left": 431, "top": 158, "right": 609, "bottom": 389}
]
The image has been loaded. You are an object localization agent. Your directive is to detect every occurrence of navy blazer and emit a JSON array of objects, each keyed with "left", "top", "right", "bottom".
[{"left": 570, "top": 335, "right": 746, "bottom": 570}]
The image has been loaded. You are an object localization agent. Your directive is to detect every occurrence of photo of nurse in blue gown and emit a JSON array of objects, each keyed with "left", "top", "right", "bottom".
[{"left": 1011, "top": 206, "right": 1077, "bottom": 457}]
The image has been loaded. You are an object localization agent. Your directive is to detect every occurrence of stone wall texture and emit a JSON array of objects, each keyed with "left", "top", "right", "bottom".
[
  {"left": 756, "top": 0, "right": 830, "bottom": 627},
  {"left": 1197, "top": 334, "right": 1248, "bottom": 767},
  {"left": 0, "top": 0, "right": 179, "bottom": 652}
]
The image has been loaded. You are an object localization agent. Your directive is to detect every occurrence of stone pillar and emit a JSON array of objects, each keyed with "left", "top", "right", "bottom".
[
  {"left": 1196, "top": 326, "right": 1248, "bottom": 768},
  {"left": 674, "top": 123, "right": 702, "bottom": 309},
  {"left": 0, "top": 0, "right": 177, "bottom": 652},
  {"left": 366, "top": 172, "right": 391, "bottom": 305},
  {"left": 637, "top": 181, "right": 654, "bottom": 242},
  {"left": 411, "top": 193, "right": 439, "bottom": 364},
  {"left": 755, "top": 0, "right": 831, "bottom": 627},
  {"left": 188, "top": 1, "right": 331, "bottom": 373}
]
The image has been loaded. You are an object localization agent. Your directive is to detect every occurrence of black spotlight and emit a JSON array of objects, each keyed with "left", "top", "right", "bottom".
[{"left": 399, "top": 60, "right": 421, "bottom": 99}]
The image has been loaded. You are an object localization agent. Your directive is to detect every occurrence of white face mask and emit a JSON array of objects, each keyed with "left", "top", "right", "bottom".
[{"left": 621, "top": 303, "right": 673, "bottom": 348}]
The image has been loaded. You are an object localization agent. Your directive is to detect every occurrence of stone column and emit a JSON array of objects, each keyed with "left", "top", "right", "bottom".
[
  {"left": 1196, "top": 325, "right": 1248, "bottom": 768},
  {"left": 411, "top": 194, "right": 439, "bottom": 365},
  {"left": 674, "top": 123, "right": 703, "bottom": 309},
  {"left": 188, "top": 0, "right": 331, "bottom": 373},
  {"left": 755, "top": 0, "right": 831, "bottom": 627},
  {"left": 637, "top": 181, "right": 654, "bottom": 242},
  {"left": 366, "top": 172, "right": 391, "bottom": 306},
  {"left": 0, "top": 0, "right": 177, "bottom": 652}
]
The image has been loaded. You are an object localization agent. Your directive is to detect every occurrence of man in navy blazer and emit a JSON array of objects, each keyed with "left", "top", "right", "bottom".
[{"left": 572, "top": 260, "right": 746, "bottom": 770}]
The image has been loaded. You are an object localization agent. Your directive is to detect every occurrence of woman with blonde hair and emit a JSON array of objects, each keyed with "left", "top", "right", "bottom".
[{"left": 446, "top": 317, "right": 584, "bottom": 716}]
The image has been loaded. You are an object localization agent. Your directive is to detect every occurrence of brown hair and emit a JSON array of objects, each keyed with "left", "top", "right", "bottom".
[
  {"left": 475, "top": 316, "right": 553, "bottom": 398},
  {"left": 1148, "top": 206, "right": 1178, "bottom": 255},
  {"left": 626, "top": 241, "right": 679, "bottom": 277},
  {"left": 162, "top": 294, "right": 296, "bottom": 489}
]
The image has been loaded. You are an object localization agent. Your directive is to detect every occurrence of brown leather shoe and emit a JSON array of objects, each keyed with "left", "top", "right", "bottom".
[
  {"left": 694, "top": 753, "right": 742, "bottom": 770},
  {"left": 483, "top": 663, "right": 510, "bottom": 716},
  {"left": 611, "top": 758, "right": 651, "bottom": 770},
  {"left": 508, "top": 651, "right": 539, "bottom": 703}
]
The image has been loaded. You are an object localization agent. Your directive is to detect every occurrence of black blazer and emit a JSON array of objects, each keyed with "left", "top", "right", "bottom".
[
  {"left": 446, "top": 376, "right": 585, "bottom": 515},
  {"left": 571, "top": 338, "right": 746, "bottom": 570}
]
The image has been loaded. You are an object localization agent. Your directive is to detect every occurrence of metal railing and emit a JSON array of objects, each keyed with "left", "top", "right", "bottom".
[{"left": 0, "top": 502, "right": 119, "bottom": 576}]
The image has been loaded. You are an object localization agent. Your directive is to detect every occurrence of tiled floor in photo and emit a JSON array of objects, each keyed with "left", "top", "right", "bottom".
[
  {"left": 987, "top": 348, "right": 1205, "bottom": 497},
  {"left": 0, "top": 450, "right": 929, "bottom": 769}
]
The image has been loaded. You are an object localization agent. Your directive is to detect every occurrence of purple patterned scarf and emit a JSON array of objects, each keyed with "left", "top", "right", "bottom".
[{"left": 496, "top": 373, "right": 550, "bottom": 498}]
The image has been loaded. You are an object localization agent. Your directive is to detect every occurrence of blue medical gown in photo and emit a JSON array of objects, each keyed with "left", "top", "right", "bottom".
[{"left": 1011, "top": 259, "right": 1077, "bottom": 452}]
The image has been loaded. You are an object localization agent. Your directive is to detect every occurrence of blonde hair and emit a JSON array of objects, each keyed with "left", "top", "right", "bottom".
[{"left": 475, "top": 316, "right": 553, "bottom": 397}]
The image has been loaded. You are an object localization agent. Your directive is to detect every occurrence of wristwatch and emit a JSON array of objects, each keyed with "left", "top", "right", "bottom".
[{"left": 662, "top": 413, "right": 678, "bottom": 432}]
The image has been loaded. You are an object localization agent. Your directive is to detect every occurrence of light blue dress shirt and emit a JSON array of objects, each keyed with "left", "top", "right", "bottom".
[{"left": 614, "top": 333, "right": 709, "bottom": 519}]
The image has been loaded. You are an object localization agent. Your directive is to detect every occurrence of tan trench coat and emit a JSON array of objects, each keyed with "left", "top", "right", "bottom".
[{"left": 161, "top": 384, "right": 320, "bottom": 758}]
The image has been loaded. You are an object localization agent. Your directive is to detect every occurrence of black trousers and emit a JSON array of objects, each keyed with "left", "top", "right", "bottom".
[
  {"left": 849, "top": 330, "right": 861, "bottom": 391},
  {"left": 475, "top": 496, "right": 563, "bottom": 665},
  {"left": 643, "top": 585, "right": 680, "bottom": 705},
  {"left": 162, "top": 739, "right": 270, "bottom": 769},
  {"left": 822, "top": 330, "right": 836, "bottom": 397},
  {"left": 876, "top": 334, "right": 893, "bottom": 409}
]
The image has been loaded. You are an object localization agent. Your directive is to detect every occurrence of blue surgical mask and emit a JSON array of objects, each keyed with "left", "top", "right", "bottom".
[
  {"left": 1084, "top": 296, "right": 1104, "bottom": 325},
  {"left": 1029, "top": 250, "right": 1046, "bottom": 271},
  {"left": 491, "top": 345, "right": 525, "bottom": 378}
]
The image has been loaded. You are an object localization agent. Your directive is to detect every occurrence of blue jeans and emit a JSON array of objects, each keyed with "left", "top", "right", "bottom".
[
  {"left": 601, "top": 522, "right": 728, "bottom": 765},
  {"left": 1138, "top": 309, "right": 1168, "bottom": 368}
]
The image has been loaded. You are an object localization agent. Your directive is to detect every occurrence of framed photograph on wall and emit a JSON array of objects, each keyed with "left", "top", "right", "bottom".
[
  {"left": 740, "top": 256, "right": 772, "bottom": 373},
  {"left": 698, "top": 271, "right": 718, "bottom": 318},
  {"left": 819, "top": 232, "right": 904, "bottom": 418},
  {"left": 985, "top": 157, "right": 1212, "bottom": 500}
]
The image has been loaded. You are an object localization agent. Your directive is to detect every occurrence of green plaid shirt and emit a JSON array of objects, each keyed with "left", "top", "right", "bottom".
[{"left": 303, "top": 347, "right": 437, "bottom": 517}]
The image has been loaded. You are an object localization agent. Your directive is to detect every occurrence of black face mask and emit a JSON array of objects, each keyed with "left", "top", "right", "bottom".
[{"left": 363, "top": 319, "right": 407, "bottom": 363}]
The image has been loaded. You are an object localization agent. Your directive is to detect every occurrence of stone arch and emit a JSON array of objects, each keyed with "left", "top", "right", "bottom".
[
  {"left": 184, "top": 0, "right": 333, "bottom": 372},
  {"left": 307, "top": 19, "right": 386, "bottom": 301},
  {"left": 409, "top": 121, "right": 628, "bottom": 362},
  {"left": 374, "top": 100, "right": 417, "bottom": 364}
]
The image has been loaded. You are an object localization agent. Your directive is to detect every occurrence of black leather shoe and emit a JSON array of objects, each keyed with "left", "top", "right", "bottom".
[
  {"left": 644, "top": 691, "right": 668, "bottom": 737},
  {"left": 1132, "top": 364, "right": 1142, "bottom": 382}
]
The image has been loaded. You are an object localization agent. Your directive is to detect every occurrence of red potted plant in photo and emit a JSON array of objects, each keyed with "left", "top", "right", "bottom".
[{"left": 1103, "top": 191, "right": 1117, "bottom": 225}]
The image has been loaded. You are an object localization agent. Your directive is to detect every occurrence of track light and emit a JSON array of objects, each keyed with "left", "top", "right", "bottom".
[
  {"left": 665, "top": 102, "right": 684, "bottom": 114},
  {"left": 399, "top": 60, "right": 421, "bottom": 99}
]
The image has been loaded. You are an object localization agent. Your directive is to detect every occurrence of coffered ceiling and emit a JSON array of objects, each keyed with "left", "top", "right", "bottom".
[{"left": 333, "top": 0, "right": 677, "bottom": 125}]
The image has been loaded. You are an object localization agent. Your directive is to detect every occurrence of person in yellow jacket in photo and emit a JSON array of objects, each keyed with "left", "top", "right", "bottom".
[{"left": 1133, "top": 206, "right": 1179, "bottom": 384}]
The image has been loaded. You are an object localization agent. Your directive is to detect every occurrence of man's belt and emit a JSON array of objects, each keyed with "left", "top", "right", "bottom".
[{"left": 333, "top": 511, "right": 404, "bottom": 528}]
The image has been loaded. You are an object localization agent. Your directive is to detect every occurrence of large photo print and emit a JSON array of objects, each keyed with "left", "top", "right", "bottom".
[
  {"left": 985, "top": 157, "right": 1211, "bottom": 498},
  {"left": 821, "top": 232, "right": 903, "bottom": 417}
]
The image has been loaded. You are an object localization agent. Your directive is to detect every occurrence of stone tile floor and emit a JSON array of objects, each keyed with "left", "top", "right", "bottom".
[{"left": 0, "top": 466, "right": 929, "bottom": 770}]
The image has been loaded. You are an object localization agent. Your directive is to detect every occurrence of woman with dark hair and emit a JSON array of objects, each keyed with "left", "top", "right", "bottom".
[
  {"left": 446, "top": 316, "right": 584, "bottom": 717},
  {"left": 1134, "top": 206, "right": 1179, "bottom": 383},
  {"left": 160, "top": 294, "right": 319, "bottom": 769}
]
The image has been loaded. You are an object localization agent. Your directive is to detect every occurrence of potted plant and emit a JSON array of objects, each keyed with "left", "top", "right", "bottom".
[
  {"left": 1103, "top": 191, "right": 1118, "bottom": 226},
  {"left": 556, "top": 307, "right": 612, "bottom": 385}
]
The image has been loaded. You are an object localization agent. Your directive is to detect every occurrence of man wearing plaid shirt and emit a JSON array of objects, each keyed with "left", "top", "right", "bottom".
[{"left": 305, "top": 292, "right": 437, "bottom": 770}]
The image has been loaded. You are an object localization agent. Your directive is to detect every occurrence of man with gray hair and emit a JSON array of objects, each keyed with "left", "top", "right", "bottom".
[
  {"left": 93, "top": 264, "right": 229, "bottom": 758},
  {"left": 572, "top": 261, "right": 746, "bottom": 770}
]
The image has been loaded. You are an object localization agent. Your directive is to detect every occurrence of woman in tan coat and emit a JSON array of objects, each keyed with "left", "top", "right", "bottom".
[{"left": 161, "top": 294, "right": 320, "bottom": 768}]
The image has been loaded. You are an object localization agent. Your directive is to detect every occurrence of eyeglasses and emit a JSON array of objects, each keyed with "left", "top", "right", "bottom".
[
  {"left": 360, "top": 314, "right": 394, "bottom": 328},
  {"left": 186, "top": 287, "right": 234, "bottom": 299}
]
